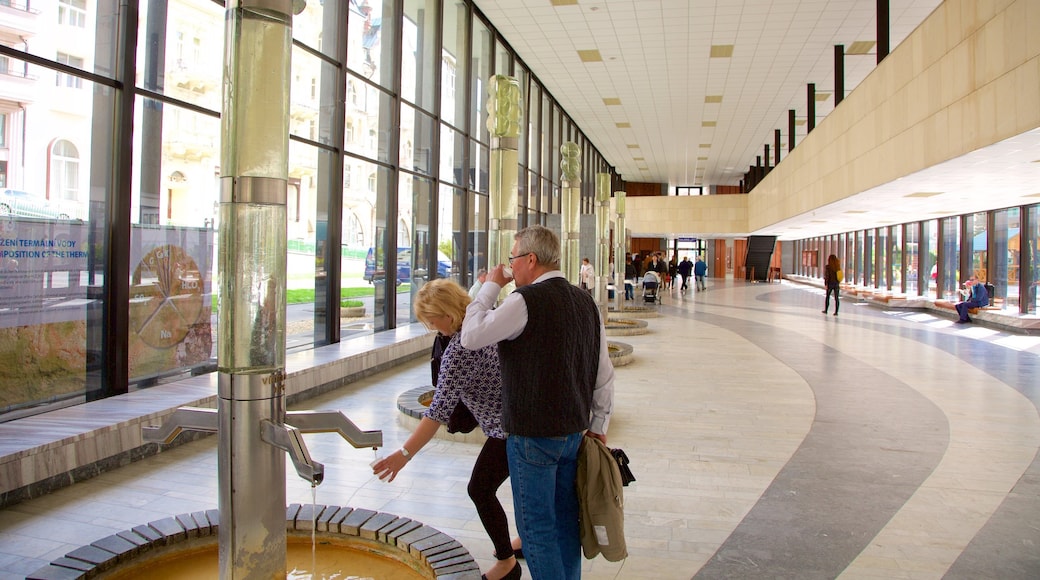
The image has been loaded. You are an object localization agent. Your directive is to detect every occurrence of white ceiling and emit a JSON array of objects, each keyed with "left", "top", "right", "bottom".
[{"left": 471, "top": 0, "right": 1040, "bottom": 240}]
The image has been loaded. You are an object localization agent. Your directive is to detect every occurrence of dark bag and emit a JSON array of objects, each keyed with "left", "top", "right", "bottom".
[
  {"left": 431, "top": 334, "right": 479, "bottom": 434},
  {"left": 446, "top": 401, "right": 479, "bottom": 434},
  {"left": 430, "top": 334, "right": 451, "bottom": 385},
  {"left": 610, "top": 447, "right": 636, "bottom": 486}
]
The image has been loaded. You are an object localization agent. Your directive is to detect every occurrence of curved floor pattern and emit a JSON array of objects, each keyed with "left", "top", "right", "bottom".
[
  {"left": 688, "top": 307, "right": 950, "bottom": 579},
  {"left": 1, "top": 279, "right": 1038, "bottom": 580},
  {"left": 681, "top": 284, "right": 1040, "bottom": 579}
]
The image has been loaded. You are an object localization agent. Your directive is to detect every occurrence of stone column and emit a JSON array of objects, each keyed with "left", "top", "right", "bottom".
[
  {"left": 560, "top": 142, "right": 581, "bottom": 284},
  {"left": 614, "top": 190, "right": 626, "bottom": 312},
  {"left": 595, "top": 173, "right": 610, "bottom": 309},
  {"left": 486, "top": 75, "right": 521, "bottom": 300}
]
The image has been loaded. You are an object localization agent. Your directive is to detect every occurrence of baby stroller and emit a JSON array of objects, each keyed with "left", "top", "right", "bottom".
[{"left": 641, "top": 271, "right": 661, "bottom": 304}]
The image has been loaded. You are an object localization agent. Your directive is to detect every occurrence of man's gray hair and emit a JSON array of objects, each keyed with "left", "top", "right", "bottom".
[{"left": 515, "top": 225, "right": 560, "bottom": 269}]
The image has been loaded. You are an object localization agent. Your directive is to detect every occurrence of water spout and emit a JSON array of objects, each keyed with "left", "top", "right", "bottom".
[
  {"left": 143, "top": 407, "right": 218, "bottom": 444},
  {"left": 260, "top": 419, "right": 324, "bottom": 485},
  {"left": 285, "top": 410, "right": 383, "bottom": 449}
]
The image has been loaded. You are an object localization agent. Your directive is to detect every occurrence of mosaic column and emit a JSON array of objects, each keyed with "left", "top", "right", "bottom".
[
  {"left": 561, "top": 142, "right": 581, "bottom": 284},
  {"left": 614, "top": 190, "right": 626, "bottom": 312},
  {"left": 486, "top": 75, "right": 521, "bottom": 297}
]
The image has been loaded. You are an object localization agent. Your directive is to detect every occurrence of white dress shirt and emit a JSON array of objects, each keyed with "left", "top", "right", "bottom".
[{"left": 461, "top": 270, "right": 614, "bottom": 435}]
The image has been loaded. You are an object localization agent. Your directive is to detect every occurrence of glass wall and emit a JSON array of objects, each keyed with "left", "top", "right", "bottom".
[
  {"left": 1027, "top": 206, "right": 1039, "bottom": 314},
  {"left": 0, "top": 0, "right": 617, "bottom": 419},
  {"left": 876, "top": 227, "right": 887, "bottom": 289},
  {"left": 802, "top": 206, "right": 1040, "bottom": 312},
  {"left": 889, "top": 225, "right": 902, "bottom": 292},
  {"left": 906, "top": 223, "right": 919, "bottom": 295},
  {"left": 967, "top": 211, "right": 988, "bottom": 284},
  {"left": 992, "top": 208, "right": 1013, "bottom": 308},
  {"left": 940, "top": 217, "right": 960, "bottom": 300},
  {"left": 923, "top": 219, "right": 937, "bottom": 297}
]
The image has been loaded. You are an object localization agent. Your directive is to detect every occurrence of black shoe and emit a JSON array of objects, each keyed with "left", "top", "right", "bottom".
[
  {"left": 955, "top": 319, "right": 969, "bottom": 324},
  {"left": 821, "top": 310, "right": 828, "bottom": 314},
  {"left": 482, "top": 561, "right": 522, "bottom": 580}
]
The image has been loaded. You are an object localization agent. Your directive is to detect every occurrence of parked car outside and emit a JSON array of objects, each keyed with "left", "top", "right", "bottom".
[
  {"left": 0, "top": 190, "right": 78, "bottom": 220},
  {"left": 363, "top": 247, "right": 451, "bottom": 284}
]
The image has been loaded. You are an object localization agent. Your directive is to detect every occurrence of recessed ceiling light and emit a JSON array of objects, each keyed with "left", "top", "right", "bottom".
[
  {"left": 702, "top": 121, "right": 717, "bottom": 127},
  {"left": 633, "top": 157, "right": 644, "bottom": 161},
  {"left": 846, "top": 41, "right": 876, "bottom": 55},
  {"left": 905, "top": 191, "right": 944, "bottom": 198},
  {"left": 578, "top": 50, "right": 603, "bottom": 63},
  {"left": 844, "top": 210, "right": 867, "bottom": 214},
  {"left": 710, "top": 45, "right": 734, "bottom": 58},
  {"left": 699, "top": 143, "right": 711, "bottom": 148},
  {"left": 697, "top": 156, "right": 708, "bottom": 161},
  {"left": 603, "top": 97, "right": 621, "bottom": 106},
  {"left": 704, "top": 95, "right": 723, "bottom": 103},
  {"left": 616, "top": 122, "right": 631, "bottom": 128},
  {"left": 627, "top": 144, "right": 639, "bottom": 148}
]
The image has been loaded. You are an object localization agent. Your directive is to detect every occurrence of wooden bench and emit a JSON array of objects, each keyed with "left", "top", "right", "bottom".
[
  {"left": 935, "top": 300, "right": 1001, "bottom": 315},
  {"left": 935, "top": 300, "right": 977, "bottom": 315}
]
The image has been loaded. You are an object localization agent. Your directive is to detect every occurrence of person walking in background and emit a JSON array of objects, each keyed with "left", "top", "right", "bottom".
[
  {"left": 955, "top": 273, "right": 989, "bottom": 324},
  {"left": 580, "top": 257, "right": 595, "bottom": 293},
  {"left": 822, "top": 254, "right": 842, "bottom": 315},
  {"left": 462, "top": 225, "right": 615, "bottom": 580},
  {"left": 373, "top": 279, "right": 520, "bottom": 580},
  {"left": 694, "top": 255, "right": 708, "bottom": 291},
  {"left": 624, "top": 255, "right": 637, "bottom": 300},
  {"left": 678, "top": 256, "right": 693, "bottom": 292}
]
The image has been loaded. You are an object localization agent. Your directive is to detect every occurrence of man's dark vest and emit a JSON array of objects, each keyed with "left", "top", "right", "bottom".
[{"left": 497, "top": 277, "right": 601, "bottom": 437}]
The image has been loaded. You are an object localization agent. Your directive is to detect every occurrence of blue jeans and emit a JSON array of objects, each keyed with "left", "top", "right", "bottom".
[{"left": 507, "top": 433, "right": 583, "bottom": 580}]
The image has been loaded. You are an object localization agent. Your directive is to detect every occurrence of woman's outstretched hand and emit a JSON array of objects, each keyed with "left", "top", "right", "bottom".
[{"left": 371, "top": 449, "right": 408, "bottom": 482}]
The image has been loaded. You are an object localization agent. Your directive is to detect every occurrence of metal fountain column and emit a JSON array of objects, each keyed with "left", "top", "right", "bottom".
[{"left": 143, "top": 0, "right": 381, "bottom": 578}]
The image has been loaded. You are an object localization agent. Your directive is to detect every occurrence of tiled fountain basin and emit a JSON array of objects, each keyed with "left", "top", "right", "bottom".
[
  {"left": 604, "top": 317, "right": 650, "bottom": 336},
  {"left": 27, "top": 504, "right": 479, "bottom": 579}
]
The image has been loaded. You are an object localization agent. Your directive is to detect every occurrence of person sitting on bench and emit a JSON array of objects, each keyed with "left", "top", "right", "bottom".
[{"left": 955, "top": 274, "right": 989, "bottom": 324}]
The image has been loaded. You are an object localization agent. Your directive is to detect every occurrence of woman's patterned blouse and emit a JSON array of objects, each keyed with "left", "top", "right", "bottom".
[{"left": 424, "top": 332, "right": 505, "bottom": 440}]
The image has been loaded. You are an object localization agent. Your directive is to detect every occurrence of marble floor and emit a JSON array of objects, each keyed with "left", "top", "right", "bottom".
[{"left": 2, "top": 279, "right": 1039, "bottom": 579}]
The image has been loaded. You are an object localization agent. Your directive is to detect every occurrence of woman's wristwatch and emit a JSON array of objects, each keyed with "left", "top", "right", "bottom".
[{"left": 400, "top": 447, "right": 411, "bottom": 460}]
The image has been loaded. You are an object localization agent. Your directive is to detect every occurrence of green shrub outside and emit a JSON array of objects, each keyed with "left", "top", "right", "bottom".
[{"left": 211, "top": 285, "right": 411, "bottom": 311}]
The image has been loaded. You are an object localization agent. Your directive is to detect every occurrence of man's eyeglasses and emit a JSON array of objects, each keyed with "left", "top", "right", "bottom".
[{"left": 508, "top": 252, "right": 532, "bottom": 263}]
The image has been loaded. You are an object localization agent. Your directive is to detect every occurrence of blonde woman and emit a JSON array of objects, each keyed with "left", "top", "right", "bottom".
[{"left": 372, "top": 279, "right": 520, "bottom": 580}]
